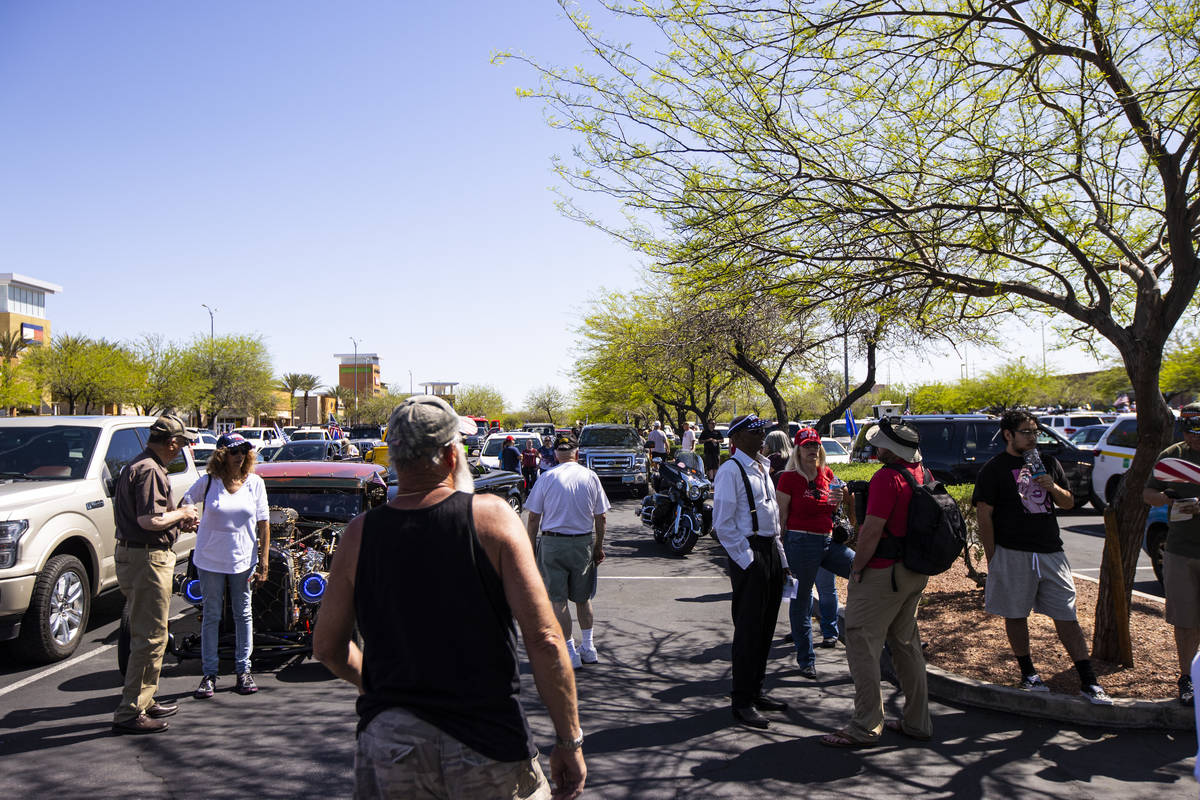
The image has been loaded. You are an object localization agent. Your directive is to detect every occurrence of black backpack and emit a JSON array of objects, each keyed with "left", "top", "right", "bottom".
[{"left": 877, "top": 464, "right": 967, "bottom": 575}]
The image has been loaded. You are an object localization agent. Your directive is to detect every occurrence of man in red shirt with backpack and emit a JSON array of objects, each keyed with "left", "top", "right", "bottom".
[{"left": 821, "top": 419, "right": 932, "bottom": 748}]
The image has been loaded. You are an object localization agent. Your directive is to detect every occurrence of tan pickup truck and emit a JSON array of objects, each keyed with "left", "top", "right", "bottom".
[{"left": 0, "top": 416, "right": 199, "bottom": 662}]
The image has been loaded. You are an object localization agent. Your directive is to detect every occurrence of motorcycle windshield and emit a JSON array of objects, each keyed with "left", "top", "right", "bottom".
[{"left": 671, "top": 451, "right": 705, "bottom": 474}]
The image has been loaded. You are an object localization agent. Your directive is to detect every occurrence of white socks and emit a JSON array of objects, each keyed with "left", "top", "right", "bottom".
[
  {"left": 581, "top": 629, "right": 594, "bottom": 650},
  {"left": 565, "top": 638, "right": 579, "bottom": 656}
]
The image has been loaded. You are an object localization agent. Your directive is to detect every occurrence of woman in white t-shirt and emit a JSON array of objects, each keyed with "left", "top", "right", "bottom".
[{"left": 183, "top": 432, "right": 270, "bottom": 699}]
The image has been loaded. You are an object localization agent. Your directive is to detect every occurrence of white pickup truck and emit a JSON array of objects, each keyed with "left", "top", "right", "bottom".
[{"left": 0, "top": 416, "right": 199, "bottom": 662}]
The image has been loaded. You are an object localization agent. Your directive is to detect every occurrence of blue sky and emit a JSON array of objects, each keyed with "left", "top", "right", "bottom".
[{"left": 0, "top": 1, "right": 1110, "bottom": 409}]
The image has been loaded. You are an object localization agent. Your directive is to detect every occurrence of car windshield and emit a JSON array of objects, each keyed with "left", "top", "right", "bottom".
[
  {"left": 578, "top": 428, "right": 640, "bottom": 448},
  {"left": 0, "top": 425, "right": 101, "bottom": 480},
  {"left": 823, "top": 439, "right": 848, "bottom": 455},
  {"left": 265, "top": 488, "right": 363, "bottom": 521},
  {"left": 291, "top": 431, "right": 324, "bottom": 440},
  {"left": 274, "top": 442, "right": 328, "bottom": 460},
  {"left": 1068, "top": 416, "right": 1103, "bottom": 427},
  {"left": 829, "top": 422, "right": 848, "bottom": 438},
  {"left": 232, "top": 429, "right": 261, "bottom": 438}
]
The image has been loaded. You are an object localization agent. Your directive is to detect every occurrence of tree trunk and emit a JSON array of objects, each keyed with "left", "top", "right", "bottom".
[
  {"left": 729, "top": 343, "right": 789, "bottom": 426},
  {"left": 1092, "top": 352, "right": 1174, "bottom": 663},
  {"left": 815, "top": 337, "right": 878, "bottom": 435}
]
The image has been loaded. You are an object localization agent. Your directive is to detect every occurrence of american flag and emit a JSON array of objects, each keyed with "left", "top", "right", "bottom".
[
  {"left": 1154, "top": 457, "right": 1200, "bottom": 486},
  {"left": 327, "top": 413, "right": 344, "bottom": 440}
]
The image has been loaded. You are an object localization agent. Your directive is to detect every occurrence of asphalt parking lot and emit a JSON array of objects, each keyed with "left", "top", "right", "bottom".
[{"left": 0, "top": 497, "right": 1194, "bottom": 798}]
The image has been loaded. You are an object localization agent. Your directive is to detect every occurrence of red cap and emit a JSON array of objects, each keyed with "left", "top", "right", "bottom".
[
  {"left": 793, "top": 427, "right": 820, "bottom": 447},
  {"left": 505, "top": 435, "right": 515, "bottom": 443}
]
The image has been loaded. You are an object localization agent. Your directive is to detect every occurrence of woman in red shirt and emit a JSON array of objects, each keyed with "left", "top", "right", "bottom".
[{"left": 777, "top": 427, "right": 855, "bottom": 679}]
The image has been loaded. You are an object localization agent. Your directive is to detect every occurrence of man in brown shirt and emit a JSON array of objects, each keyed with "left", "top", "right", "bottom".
[{"left": 112, "top": 415, "right": 198, "bottom": 735}]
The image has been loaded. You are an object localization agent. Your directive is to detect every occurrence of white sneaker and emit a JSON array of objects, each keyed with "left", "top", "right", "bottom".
[
  {"left": 1018, "top": 673, "right": 1050, "bottom": 692},
  {"left": 1081, "top": 684, "right": 1113, "bottom": 705},
  {"left": 579, "top": 645, "right": 598, "bottom": 664},
  {"left": 568, "top": 648, "right": 582, "bottom": 669}
]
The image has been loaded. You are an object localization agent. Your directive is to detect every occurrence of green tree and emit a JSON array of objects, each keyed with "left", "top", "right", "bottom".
[
  {"left": 277, "top": 372, "right": 306, "bottom": 426},
  {"left": 0, "top": 330, "right": 31, "bottom": 365},
  {"left": 510, "top": 0, "right": 1200, "bottom": 662},
  {"left": 132, "top": 334, "right": 208, "bottom": 417},
  {"left": 356, "top": 389, "right": 408, "bottom": 427},
  {"left": 1162, "top": 336, "right": 1200, "bottom": 399},
  {"left": 524, "top": 385, "right": 569, "bottom": 424},
  {"left": 292, "top": 373, "right": 323, "bottom": 426},
  {"left": 25, "top": 334, "right": 142, "bottom": 414},
  {"left": 324, "top": 386, "right": 355, "bottom": 422},
  {"left": 181, "top": 334, "right": 275, "bottom": 428},
  {"left": 454, "top": 384, "right": 507, "bottom": 418}
]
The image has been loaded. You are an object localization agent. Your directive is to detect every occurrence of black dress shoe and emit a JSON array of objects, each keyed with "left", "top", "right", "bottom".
[
  {"left": 112, "top": 713, "right": 168, "bottom": 735},
  {"left": 797, "top": 665, "right": 819, "bottom": 680},
  {"left": 732, "top": 706, "right": 770, "bottom": 729},
  {"left": 753, "top": 695, "right": 788, "bottom": 712},
  {"left": 147, "top": 700, "right": 178, "bottom": 719}
]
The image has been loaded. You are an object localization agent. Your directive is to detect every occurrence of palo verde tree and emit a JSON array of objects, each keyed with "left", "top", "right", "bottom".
[{"left": 508, "top": 0, "right": 1200, "bottom": 663}]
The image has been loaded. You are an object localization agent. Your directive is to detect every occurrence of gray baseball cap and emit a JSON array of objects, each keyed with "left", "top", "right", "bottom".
[{"left": 386, "top": 396, "right": 477, "bottom": 453}]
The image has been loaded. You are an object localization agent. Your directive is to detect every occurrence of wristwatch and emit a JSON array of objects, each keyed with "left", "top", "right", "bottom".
[{"left": 555, "top": 730, "right": 585, "bottom": 751}]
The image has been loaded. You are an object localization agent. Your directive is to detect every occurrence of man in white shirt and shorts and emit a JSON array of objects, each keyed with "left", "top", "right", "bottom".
[{"left": 526, "top": 435, "right": 612, "bottom": 668}]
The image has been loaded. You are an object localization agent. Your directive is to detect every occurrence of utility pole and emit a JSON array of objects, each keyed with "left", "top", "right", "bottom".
[
  {"left": 200, "top": 305, "right": 217, "bottom": 429},
  {"left": 349, "top": 337, "right": 360, "bottom": 424}
]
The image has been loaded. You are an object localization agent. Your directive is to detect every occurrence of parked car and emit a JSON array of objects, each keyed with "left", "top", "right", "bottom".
[
  {"left": 576, "top": 423, "right": 650, "bottom": 497},
  {"left": 1091, "top": 412, "right": 1186, "bottom": 511},
  {"left": 271, "top": 439, "right": 357, "bottom": 462},
  {"left": 349, "top": 438, "right": 382, "bottom": 462},
  {"left": 1144, "top": 503, "right": 1169, "bottom": 586},
  {"left": 119, "top": 461, "right": 388, "bottom": 673},
  {"left": 346, "top": 424, "right": 384, "bottom": 441},
  {"left": 386, "top": 459, "right": 526, "bottom": 512},
  {"left": 258, "top": 443, "right": 283, "bottom": 463},
  {"left": 822, "top": 438, "right": 850, "bottom": 464},
  {"left": 0, "top": 416, "right": 199, "bottom": 662},
  {"left": 231, "top": 426, "right": 287, "bottom": 450},
  {"left": 479, "top": 432, "right": 543, "bottom": 470},
  {"left": 521, "top": 423, "right": 556, "bottom": 439},
  {"left": 1038, "top": 413, "right": 1112, "bottom": 439},
  {"left": 849, "top": 414, "right": 1094, "bottom": 507},
  {"left": 290, "top": 427, "right": 332, "bottom": 441},
  {"left": 1068, "top": 425, "right": 1109, "bottom": 448},
  {"left": 826, "top": 418, "right": 869, "bottom": 450},
  {"left": 187, "top": 428, "right": 219, "bottom": 465}
]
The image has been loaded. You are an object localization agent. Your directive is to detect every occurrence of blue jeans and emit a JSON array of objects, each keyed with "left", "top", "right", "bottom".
[
  {"left": 814, "top": 567, "right": 839, "bottom": 640},
  {"left": 783, "top": 531, "right": 855, "bottom": 669},
  {"left": 198, "top": 567, "right": 254, "bottom": 676}
]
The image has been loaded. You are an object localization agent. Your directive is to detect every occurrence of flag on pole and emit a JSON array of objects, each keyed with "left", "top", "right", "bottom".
[
  {"left": 327, "top": 412, "right": 344, "bottom": 440},
  {"left": 845, "top": 409, "right": 858, "bottom": 437}
]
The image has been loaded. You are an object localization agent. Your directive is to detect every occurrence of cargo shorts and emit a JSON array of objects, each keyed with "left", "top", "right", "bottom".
[
  {"left": 536, "top": 533, "right": 596, "bottom": 604},
  {"left": 355, "top": 708, "right": 549, "bottom": 800}
]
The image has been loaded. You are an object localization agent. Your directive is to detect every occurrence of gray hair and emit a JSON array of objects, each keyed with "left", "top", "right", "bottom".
[{"left": 764, "top": 430, "right": 792, "bottom": 458}]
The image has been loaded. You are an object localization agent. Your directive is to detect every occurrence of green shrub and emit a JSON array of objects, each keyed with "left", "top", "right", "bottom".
[{"left": 829, "top": 463, "right": 882, "bottom": 482}]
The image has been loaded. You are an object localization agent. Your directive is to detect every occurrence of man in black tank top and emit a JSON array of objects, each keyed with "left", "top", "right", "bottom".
[{"left": 315, "top": 396, "right": 586, "bottom": 799}]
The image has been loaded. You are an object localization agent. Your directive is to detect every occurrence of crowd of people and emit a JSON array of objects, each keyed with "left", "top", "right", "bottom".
[{"left": 105, "top": 401, "right": 1200, "bottom": 797}]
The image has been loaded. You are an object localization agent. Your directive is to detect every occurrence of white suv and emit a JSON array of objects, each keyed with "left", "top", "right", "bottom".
[
  {"left": 0, "top": 417, "right": 199, "bottom": 662},
  {"left": 1091, "top": 412, "right": 1185, "bottom": 510}
]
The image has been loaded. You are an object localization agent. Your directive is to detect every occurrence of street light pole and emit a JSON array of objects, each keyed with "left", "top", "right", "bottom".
[
  {"left": 349, "top": 337, "right": 360, "bottom": 424},
  {"left": 408, "top": 370, "right": 413, "bottom": 395},
  {"left": 200, "top": 304, "right": 216, "bottom": 341}
]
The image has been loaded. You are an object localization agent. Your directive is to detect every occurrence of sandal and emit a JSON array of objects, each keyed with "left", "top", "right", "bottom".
[
  {"left": 819, "top": 730, "right": 879, "bottom": 749},
  {"left": 884, "top": 719, "right": 931, "bottom": 742}
]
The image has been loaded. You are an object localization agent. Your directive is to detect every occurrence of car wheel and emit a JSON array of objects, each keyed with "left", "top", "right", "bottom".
[
  {"left": 506, "top": 493, "right": 523, "bottom": 514},
  {"left": 16, "top": 554, "right": 91, "bottom": 663},
  {"left": 1147, "top": 526, "right": 1166, "bottom": 586}
]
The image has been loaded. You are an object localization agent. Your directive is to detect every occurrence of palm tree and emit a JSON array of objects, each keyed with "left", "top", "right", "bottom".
[
  {"left": 277, "top": 372, "right": 305, "bottom": 425},
  {"left": 0, "top": 329, "right": 30, "bottom": 366},
  {"left": 294, "top": 373, "right": 323, "bottom": 425},
  {"left": 324, "top": 385, "right": 355, "bottom": 423}
]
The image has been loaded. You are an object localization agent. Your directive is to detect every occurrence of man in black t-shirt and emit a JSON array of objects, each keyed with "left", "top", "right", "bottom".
[
  {"left": 698, "top": 421, "right": 723, "bottom": 480},
  {"left": 973, "top": 410, "right": 1111, "bottom": 704}
]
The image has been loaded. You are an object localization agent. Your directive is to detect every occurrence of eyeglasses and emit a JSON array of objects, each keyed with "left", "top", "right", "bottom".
[{"left": 1014, "top": 428, "right": 1040, "bottom": 436}]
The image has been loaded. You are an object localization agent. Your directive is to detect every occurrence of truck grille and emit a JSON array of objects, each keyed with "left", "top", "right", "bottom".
[{"left": 589, "top": 455, "right": 633, "bottom": 473}]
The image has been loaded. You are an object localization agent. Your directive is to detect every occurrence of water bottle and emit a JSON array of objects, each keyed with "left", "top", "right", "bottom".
[{"left": 829, "top": 475, "right": 846, "bottom": 508}]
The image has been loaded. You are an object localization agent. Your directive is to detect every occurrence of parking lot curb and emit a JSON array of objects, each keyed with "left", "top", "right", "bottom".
[{"left": 926, "top": 664, "right": 1195, "bottom": 731}]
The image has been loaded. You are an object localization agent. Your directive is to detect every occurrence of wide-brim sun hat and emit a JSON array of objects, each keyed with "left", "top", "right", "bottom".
[{"left": 865, "top": 418, "right": 922, "bottom": 462}]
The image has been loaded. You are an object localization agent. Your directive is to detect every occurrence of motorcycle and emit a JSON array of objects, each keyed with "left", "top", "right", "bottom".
[{"left": 637, "top": 450, "right": 713, "bottom": 556}]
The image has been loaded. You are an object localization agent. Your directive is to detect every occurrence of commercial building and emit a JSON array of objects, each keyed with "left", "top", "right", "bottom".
[
  {"left": 334, "top": 352, "right": 381, "bottom": 398},
  {"left": 0, "top": 273, "right": 61, "bottom": 346}
]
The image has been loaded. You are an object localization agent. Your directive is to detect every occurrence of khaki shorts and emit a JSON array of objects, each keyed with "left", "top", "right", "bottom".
[
  {"left": 1163, "top": 551, "right": 1200, "bottom": 628},
  {"left": 984, "top": 545, "right": 1077, "bottom": 621},
  {"left": 355, "top": 708, "right": 548, "bottom": 800},
  {"left": 536, "top": 534, "right": 596, "bottom": 604}
]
